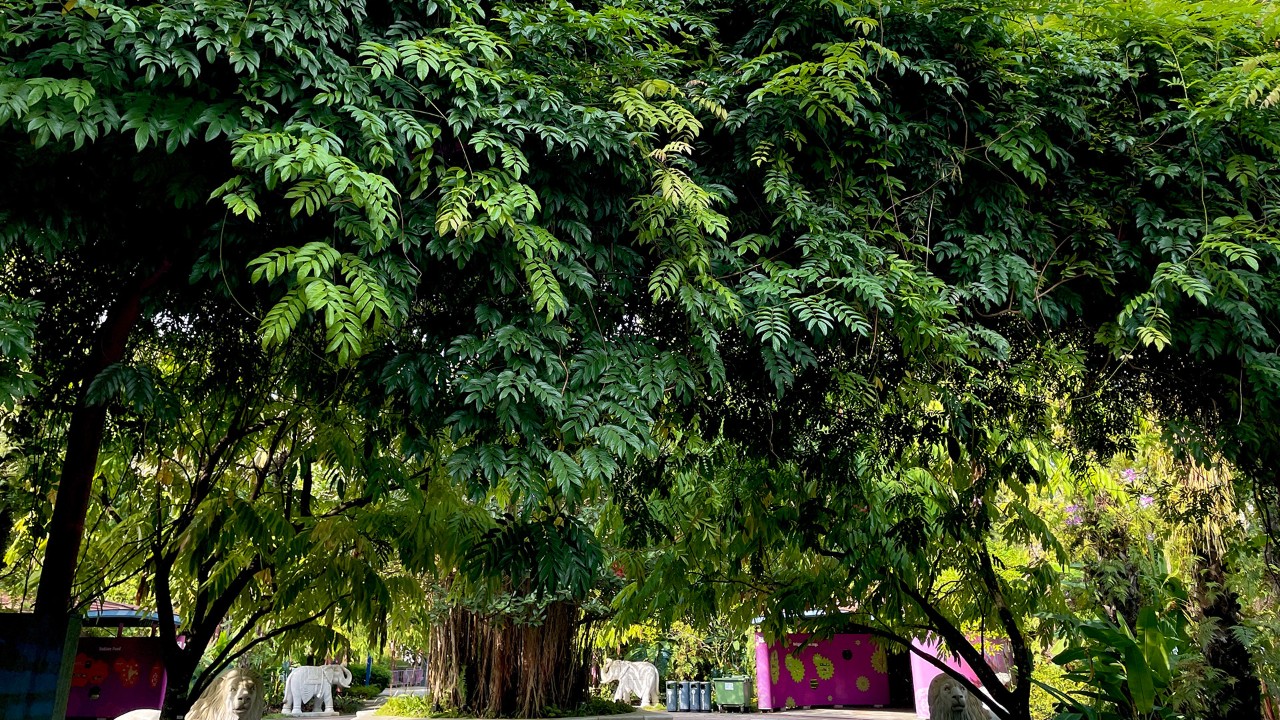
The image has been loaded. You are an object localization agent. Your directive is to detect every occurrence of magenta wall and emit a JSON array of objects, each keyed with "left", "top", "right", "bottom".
[
  {"left": 909, "top": 638, "right": 1010, "bottom": 718},
  {"left": 754, "top": 633, "right": 890, "bottom": 709},
  {"left": 66, "top": 637, "right": 168, "bottom": 719}
]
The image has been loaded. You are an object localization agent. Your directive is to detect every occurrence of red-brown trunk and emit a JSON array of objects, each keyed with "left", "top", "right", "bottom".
[{"left": 33, "top": 261, "right": 172, "bottom": 635}]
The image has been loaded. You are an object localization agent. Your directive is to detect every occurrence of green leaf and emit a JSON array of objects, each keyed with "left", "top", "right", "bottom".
[
  {"left": 1123, "top": 643, "right": 1156, "bottom": 714},
  {"left": 1137, "top": 607, "right": 1170, "bottom": 684}
]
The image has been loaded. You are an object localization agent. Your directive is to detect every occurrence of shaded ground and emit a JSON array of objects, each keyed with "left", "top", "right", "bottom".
[
  {"left": 363, "top": 708, "right": 918, "bottom": 720},
  {"left": 610, "top": 707, "right": 919, "bottom": 720}
]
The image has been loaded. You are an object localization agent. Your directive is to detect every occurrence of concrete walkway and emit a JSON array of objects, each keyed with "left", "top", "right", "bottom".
[
  {"left": 368, "top": 708, "right": 917, "bottom": 720},
  {"left": 382, "top": 685, "right": 431, "bottom": 696},
  {"left": 665, "top": 707, "right": 916, "bottom": 717},
  {"left": 734, "top": 710, "right": 916, "bottom": 720}
]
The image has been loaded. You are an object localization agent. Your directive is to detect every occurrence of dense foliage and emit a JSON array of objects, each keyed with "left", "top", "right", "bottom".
[{"left": 2, "top": 0, "right": 1279, "bottom": 718}]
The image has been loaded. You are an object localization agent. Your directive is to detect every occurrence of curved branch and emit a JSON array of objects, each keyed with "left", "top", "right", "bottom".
[
  {"left": 839, "top": 619, "right": 1005, "bottom": 718},
  {"left": 190, "top": 601, "right": 340, "bottom": 699},
  {"left": 977, "top": 544, "right": 1031, "bottom": 713},
  {"left": 891, "top": 571, "right": 1016, "bottom": 716}
]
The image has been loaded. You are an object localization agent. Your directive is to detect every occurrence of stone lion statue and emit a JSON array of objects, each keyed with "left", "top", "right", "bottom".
[
  {"left": 283, "top": 663, "right": 353, "bottom": 714},
  {"left": 927, "top": 673, "right": 993, "bottom": 720},
  {"left": 599, "top": 658, "right": 659, "bottom": 706},
  {"left": 113, "top": 667, "right": 266, "bottom": 720}
]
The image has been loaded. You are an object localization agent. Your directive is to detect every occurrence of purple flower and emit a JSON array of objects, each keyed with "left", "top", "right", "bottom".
[
  {"left": 1121, "top": 468, "right": 1138, "bottom": 484},
  {"left": 1139, "top": 495, "right": 1155, "bottom": 508},
  {"left": 1064, "top": 504, "right": 1082, "bottom": 526}
]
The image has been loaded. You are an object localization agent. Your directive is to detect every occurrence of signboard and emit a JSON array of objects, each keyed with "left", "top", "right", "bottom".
[{"left": 66, "top": 637, "right": 167, "bottom": 720}]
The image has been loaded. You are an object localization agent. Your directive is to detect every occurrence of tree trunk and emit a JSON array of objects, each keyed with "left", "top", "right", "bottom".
[
  {"left": 33, "top": 396, "right": 111, "bottom": 623},
  {"left": 152, "top": 543, "right": 197, "bottom": 720},
  {"left": 160, "top": 647, "right": 201, "bottom": 720},
  {"left": 428, "top": 601, "right": 593, "bottom": 718},
  {"left": 33, "top": 260, "right": 172, "bottom": 638}
]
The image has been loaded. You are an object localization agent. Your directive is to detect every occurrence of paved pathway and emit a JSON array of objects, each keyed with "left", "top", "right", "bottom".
[
  {"left": 366, "top": 709, "right": 917, "bottom": 720},
  {"left": 665, "top": 707, "right": 916, "bottom": 717}
]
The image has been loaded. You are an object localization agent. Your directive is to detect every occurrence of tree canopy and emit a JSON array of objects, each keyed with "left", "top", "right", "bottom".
[{"left": 2, "top": 0, "right": 1280, "bottom": 717}]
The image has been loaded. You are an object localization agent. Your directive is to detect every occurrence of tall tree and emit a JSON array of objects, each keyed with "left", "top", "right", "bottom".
[
  {"left": 0, "top": 0, "right": 717, "bottom": 632},
  {"left": 608, "top": 340, "right": 1074, "bottom": 720},
  {"left": 2, "top": 3, "right": 719, "bottom": 715},
  {"left": 3, "top": 296, "right": 426, "bottom": 716},
  {"left": 601, "top": 0, "right": 1280, "bottom": 717}
]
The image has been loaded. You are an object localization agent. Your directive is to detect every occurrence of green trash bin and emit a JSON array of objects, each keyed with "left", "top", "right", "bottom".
[{"left": 712, "top": 676, "right": 750, "bottom": 712}]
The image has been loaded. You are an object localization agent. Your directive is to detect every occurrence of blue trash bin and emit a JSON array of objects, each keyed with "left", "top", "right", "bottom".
[
  {"left": 679, "top": 681, "right": 692, "bottom": 711},
  {"left": 666, "top": 681, "right": 678, "bottom": 712},
  {"left": 699, "top": 681, "right": 712, "bottom": 712}
]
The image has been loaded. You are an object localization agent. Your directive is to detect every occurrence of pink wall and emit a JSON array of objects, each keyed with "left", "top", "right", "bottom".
[
  {"left": 909, "top": 637, "right": 1010, "bottom": 718},
  {"left": 66, "top": 637, "right": 168, "bottom": 719},
  {"left": 754, "top": 633, "right": 890, "bottom": 709}
]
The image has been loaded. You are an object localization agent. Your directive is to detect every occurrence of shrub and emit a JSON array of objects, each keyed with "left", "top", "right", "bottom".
[
  {"left": 350, "top": 662, "right": 393, "bottom": 689},
  {"left": 576, "top": 698, "right": 636, "bottom": 716},
  {"left": 1029, "top": 660, "right": 1084, "bottom": 720},
  {"left": 333, "top": 695, "right": 363, "bottom": 714},
  {"left": 376, "top": 694, "right": 436, "bottom": 717},
  {"left": 345, "top": 684, "right": 385, "bottom": 700}
]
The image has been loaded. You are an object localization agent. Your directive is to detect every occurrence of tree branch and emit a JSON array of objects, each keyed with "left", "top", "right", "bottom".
[
  {"left": 839, "top": 620, "right": 1001, "bottom": 716},
  {"left": 977, "top": 543, "right": 1031, "bottom": 712},
  {"left": 197, "top": 604, "right": 273, "bottom": 686},
  {"left": 892, "top": 571, "right": 1016, "bottom": 716},
  {"left": 190, "top": 601, "right": 340, "bottom": 699},
  {"left": 192, "top": 405, "right": 279, "bottom": 508},
  {"left": 320, "top": 495, "right": 375, "bottom": 518},
  {"left": 189, "top": 559, "right": 263, "bottom": 651}
]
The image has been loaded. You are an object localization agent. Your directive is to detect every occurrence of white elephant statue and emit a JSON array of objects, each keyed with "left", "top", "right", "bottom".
[
  {"left": 282, "top": 663, "right": 353, "bottom": 715},
  {"left": 600, "top": 658, "right": 659, "bottom": 706}
]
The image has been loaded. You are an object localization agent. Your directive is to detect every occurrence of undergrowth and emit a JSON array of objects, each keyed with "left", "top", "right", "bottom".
[{"left": 376, "top": 694, "right": 636, "bottom": 718}]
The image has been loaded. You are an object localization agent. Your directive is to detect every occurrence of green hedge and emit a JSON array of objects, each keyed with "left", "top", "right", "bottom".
[
  {"left": 345, "top": 684, "right": 385, "bottom": 700},
  {"left": 376, "top": 694, "right": 433, "bottom": 717},
  {"left": 348, "top": 662, "right": 392, "bottom": 689}
]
